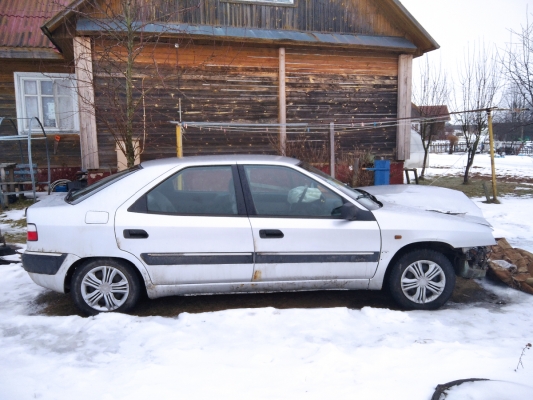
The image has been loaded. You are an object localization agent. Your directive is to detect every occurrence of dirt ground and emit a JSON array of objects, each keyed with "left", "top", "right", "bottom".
[{"left": 29, "top": 276, "right": 503, "bottom": 318}]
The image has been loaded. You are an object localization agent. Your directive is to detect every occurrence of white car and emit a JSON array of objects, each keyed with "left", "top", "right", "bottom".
[{"left": 22, "top": 155, "right": 495, "bottom": 315}]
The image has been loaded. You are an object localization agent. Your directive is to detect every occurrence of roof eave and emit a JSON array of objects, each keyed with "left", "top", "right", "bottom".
[
  {"left": 76, "top": 20, "right": 419, "bottom": 53},
  {"left": 383, "top": 0, "right": 440, "bottom": 55},
  {"left": 43, "top": 0, "right": 85, "bottom": 33},
  {"left": 0, "top": 47, "right": 64, "bottom": 60}
]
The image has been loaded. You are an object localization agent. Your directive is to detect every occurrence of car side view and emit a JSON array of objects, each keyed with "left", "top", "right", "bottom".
[{"left": 22, "top": 155, "right": 495, "bottom": 315}]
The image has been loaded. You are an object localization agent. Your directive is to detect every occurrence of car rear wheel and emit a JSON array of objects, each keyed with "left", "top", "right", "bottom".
[
  {"left": 71, "top": 259, "right": 141, "bottom": 315},
  {"left": 388, "top": 249, "right": 455, "bottom": 310}
]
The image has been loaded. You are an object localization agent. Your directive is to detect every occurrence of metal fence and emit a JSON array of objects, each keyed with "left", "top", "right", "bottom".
[{"left": 430, "top": 140, "right": 533, "bottom": 155}]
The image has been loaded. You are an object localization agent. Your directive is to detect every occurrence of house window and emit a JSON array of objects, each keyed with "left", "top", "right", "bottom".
[{"left": 14, "top": 72, "right": 79, "bottom": 134}]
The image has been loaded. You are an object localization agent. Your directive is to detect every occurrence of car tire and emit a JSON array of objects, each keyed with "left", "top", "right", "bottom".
[
  {"left": 388, "top": 249, "right": 455, "bottom": 310},
  {"left": 71, "top": 259, "right": 142, "bottom": 315}
]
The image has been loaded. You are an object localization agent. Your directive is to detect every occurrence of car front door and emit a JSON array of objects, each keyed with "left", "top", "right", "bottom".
[
  {"left": 239, "top": 164, "right": 381, "bottom": 282},
  {"left": 115, "top": 164, "right": 255, "bottom": 285}
]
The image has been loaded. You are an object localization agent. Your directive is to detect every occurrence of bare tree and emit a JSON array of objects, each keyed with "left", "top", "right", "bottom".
[
  {"left": 454, "top": 44, "right": 501, "bottom": 184},
  {"left": 413, "top": 56, "right": 449, "bottom": 179},
  {"left": 501, "top": 12, "right": 533, "bottom": 111},
  {"left": 63, "top": 0, "right": 194, "bottom": 167},
  {"left": 496, "top": 84, "right": 533, "bottom": 141}
]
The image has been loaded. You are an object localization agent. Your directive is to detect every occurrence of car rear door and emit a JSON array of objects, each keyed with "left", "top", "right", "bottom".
[
  {"left": 115, "top": 164, "right": 255, "bottom": 285},
  {"left": 239, "top": 164, "right": 381, "bottom": 282}
]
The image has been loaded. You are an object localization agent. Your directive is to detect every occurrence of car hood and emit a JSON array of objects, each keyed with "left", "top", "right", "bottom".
[{"left": 359, "top": 185, "right": 491, "bottom": 227}]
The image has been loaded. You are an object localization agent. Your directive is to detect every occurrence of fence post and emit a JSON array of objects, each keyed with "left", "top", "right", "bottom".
[{"left": 330, "top": 122, "right": 335, "bottom": 179}]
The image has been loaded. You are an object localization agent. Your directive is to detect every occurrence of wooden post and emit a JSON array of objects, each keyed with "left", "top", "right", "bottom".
[
  {"left": 279, "top": 47, "right": 287, "bottom": 156},
  {"left": 487, "top": 109, "right": 499, "bottom": 203},
  {"left": 396, "top": 54, "right": 413, "bottom": 161},
  {"left": 176, "top": 124, "right": 183, "bottom": 158},
  {"left": 73, "top": 36, "right": 99, "bottom": 170},
  {"left": 330, "top": 122, "right": 335, "bottom": 179}
]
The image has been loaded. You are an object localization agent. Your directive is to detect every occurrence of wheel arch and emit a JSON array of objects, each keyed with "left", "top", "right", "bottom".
[
  {"left": 382, "top": 241, "right": 460, "bottom": 290},
  {"left": 64, "top": 257, "right": 148, "bottom": 298}
]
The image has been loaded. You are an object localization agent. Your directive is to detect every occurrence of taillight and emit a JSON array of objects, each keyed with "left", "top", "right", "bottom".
[{"left": 27, "top": 224, "right": 38, "bottom": 241}]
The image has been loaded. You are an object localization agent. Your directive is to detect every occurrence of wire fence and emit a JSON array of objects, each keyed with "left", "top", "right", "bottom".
[{"left": 429, "top": 140, "right": 533, "bottom": 155}]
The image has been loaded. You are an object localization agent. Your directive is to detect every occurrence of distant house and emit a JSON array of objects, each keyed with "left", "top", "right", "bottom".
[
  {"left": 2, "top": 0, "right": 439, "bottom": 181},
  {"left": 411, "top": 104, "right": 450, "bottom": 140},
  {"left": 493, "top": 122, "right": 533, "bottom": 141}
]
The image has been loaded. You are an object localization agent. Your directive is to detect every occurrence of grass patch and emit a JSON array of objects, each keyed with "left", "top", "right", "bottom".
[
  {"left": 4, "top": 198, "right": 37, "bottom": 210},
  {"left": 1, "top": 199, "right": 30, "bottom": 244},
  {"left": 419, "top": 176, "right": 533, "bottom": 198},
  {"left": 3, "top": 232, "right": 26, "bottom": 244}
]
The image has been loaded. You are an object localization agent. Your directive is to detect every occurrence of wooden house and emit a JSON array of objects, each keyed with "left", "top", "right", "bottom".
[
  {"left": 0, "top": 0, "right": 83, "bottom": 181},
  {"left": 3, "top": 0, "right": 439, "bottom": 182}
]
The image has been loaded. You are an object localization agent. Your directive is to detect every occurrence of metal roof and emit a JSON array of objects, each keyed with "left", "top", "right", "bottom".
[
  {"left": 76, "top": 20, "right": 418, "bottom": 52},
  {"left": 0, "top": 0, "right": 70, "bottom": 49}
]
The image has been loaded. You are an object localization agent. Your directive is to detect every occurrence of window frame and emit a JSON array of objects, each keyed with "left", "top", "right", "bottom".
[
  {"left": 129, "top": 165, "right": 248, "bottom": 217},
  {"left": 14, "top": 72, "right": 80, "bottom": 134}
]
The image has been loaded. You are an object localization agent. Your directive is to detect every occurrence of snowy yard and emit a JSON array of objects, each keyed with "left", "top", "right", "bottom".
[{"left": 1, "top": 153, "right": 532, "bottom": 399}]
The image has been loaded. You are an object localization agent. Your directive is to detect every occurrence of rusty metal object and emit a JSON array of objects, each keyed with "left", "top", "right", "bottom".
[{"left": 488, "top": 238, "right": 533, "bottom": 295}]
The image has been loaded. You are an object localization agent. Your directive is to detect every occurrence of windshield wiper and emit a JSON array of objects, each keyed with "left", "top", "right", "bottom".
[{"left": 355, "top": 190, "right": 383, "bottom": 206}]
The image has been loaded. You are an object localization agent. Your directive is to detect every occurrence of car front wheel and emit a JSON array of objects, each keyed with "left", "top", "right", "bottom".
[
  {"left": 71, "top": 259, "right": 141, "bottom": 315},
  {"left": 388, "top": 249, "right": 455, "bottom": 310}
]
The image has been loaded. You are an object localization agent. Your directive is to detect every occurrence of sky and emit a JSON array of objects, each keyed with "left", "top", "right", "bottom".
[{"left": 400, "top": 0, "right": 532, "bottom": 102}]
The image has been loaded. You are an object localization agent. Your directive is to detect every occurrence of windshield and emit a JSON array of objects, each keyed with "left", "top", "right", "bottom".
[
  {"left": 298, "top": 162, "right": 382, "bottom": 210},
  {"left": 66, "top": 166, "right": 141, "bottom": 205}
]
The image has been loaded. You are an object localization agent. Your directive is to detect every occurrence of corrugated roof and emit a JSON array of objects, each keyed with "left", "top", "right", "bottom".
[{"left": 0, "top": 0, "right": 70, "bottom": 49}]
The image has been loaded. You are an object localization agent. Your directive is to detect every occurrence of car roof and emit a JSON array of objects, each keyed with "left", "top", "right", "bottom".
[{"left": 140, "top": 154, "right": 300, "bottom": 168}]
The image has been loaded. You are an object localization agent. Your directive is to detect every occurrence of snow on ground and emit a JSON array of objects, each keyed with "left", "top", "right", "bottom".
[
  {"left": 425, "top": 153, "right": 533, "bottom": 180},
  {"left": 0, "top": 154, "right": 532, "bottom": 399},
  {"left": 476, "top": 197, "right": 533, "bottom": 252},
  {"left": 1, "top": 259, "right": 533, "bottom": 400},
  {"left": 0, "top": 209, "right": 25, "bottom": 235}
]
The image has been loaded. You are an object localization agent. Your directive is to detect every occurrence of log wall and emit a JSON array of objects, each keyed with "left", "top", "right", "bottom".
[{"left": 92, "top": 41, "right": 398, "bottom": 164}]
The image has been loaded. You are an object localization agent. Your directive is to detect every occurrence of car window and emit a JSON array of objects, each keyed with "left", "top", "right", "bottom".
[
  {"left": 243, "top": 165, "right": 344, "bottom": 218},
  {"left": 146, "top": 166, "right": 238, "bottom": 215},
  {"left": 66, "top": 166, "right": 141, "bottom": 205},
  {"left": 299, "top": 162, "right": 382, "bottom": 210}
]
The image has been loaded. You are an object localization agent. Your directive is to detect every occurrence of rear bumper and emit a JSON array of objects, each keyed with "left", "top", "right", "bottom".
[
  {"left": 22, "top": 252, "right": 68, "bottom": 275},
  {"left": 23, "top": 251, "right": 80, "bottom": 293}
]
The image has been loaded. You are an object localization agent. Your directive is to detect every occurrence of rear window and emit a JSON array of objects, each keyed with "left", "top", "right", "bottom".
[{"left": 66, "top": 166, "right": 141, "bottom": 205}]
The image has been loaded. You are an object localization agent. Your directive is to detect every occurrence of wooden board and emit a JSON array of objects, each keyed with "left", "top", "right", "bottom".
[{"left": 93, "top": 42, "right": 399, "bottom": 163}]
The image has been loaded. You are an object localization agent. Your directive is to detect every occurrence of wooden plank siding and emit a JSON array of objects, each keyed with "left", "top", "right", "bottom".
[
  {"left": 91, "top": 41, "right": 398, "bottom": 162},
  {"left": 0, "top": 60, "right": 81, "bottom": 168},
  {"left": 139, "top": 0, "right": 405, "bottom": 37},
  {"left": 285, "top": 48, "right": 398, "bottom": 158}
]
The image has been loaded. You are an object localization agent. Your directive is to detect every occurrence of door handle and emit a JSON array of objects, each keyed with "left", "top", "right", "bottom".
[
  {"left": 123, "top": 229, "right": 149, "bottom": 239},
  {"left": 259, "top": 229, "right": 284, "bottom": 239}
]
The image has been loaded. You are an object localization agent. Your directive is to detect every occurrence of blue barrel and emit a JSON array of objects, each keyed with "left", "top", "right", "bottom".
[{"left": 366, "top": 160, "right": 390, "bottom": 185}]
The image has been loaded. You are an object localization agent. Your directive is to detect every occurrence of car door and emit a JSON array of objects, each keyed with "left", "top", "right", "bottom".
[
  {"left": 239, "top": 164, "right": 381, "bottom": 282},
  {"left": 115, "top": 164, "right": 255, "bottom": 285}
]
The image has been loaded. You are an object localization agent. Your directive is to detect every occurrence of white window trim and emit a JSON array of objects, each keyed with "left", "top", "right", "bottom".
[{"left": 14, "top": 72, "right": 80, "bottom": 135}]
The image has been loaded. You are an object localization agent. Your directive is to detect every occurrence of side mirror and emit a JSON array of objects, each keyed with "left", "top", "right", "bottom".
[{"left": 340, "top": 202, "right": 358, "bottom": 221}]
